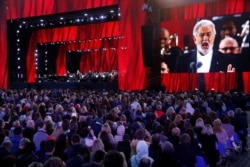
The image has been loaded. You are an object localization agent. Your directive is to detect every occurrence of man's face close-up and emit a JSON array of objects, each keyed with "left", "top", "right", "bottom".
[{"left": 194, "top": 25, "right": 215, "bottom": 55}]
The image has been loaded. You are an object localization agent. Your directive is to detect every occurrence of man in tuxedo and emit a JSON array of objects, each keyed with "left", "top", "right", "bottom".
[{"left": 175, "top": 19, "right": 237, "bottom": 73}]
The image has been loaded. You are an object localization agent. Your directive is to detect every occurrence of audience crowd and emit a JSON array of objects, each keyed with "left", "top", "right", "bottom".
[{"left": 0, "top": 88, "right": 249, "bottom": 167}]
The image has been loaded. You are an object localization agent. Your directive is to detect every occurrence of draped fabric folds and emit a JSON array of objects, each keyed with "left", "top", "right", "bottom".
[
  {"left": 162, "top": 73, "right": 239, "bottom": 92},
  {"left": 0, "top": 0, "right": 250, "bottom": 91}
]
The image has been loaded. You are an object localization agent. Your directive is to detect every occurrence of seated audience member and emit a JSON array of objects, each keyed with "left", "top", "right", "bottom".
[
  {"left": 66, "top": 145, "right": 90, "bottom": 167},
  {"left": 28, "top": 162, "right": 44, "bottom": 167},
  {"left": 44, "top": 157, "right": 66, "bottom": 167},
  {"left": 221, "top": 116, "right": 235, "bottom": 139},
  {"left": 174, "top": 133, "right": 196, "bottom": 167},
  {"left": 168, "top": 127, "right": 181, "bottom": 148},
  {"left": 116, "top": 134, "right": 131, "bottom": 164},
  {"left": 89, "top": 138, "right": 105, "bottom": 162},
  {"left": 66, "top": 134, "right": 85, "bottom": 159},
  {"left": 99, "top": 131, "right": 115, "bottom": 152},
  {"left": 38, "top": 139, "right": 55, "bottom": 163},
  {"left": 17, "top": 141, "right": 38, "bottom": 167},
  {"left": 22, "top": 119, "right": 35, "bottom": 141},
  {"left": 213, "top": 118, "right": 228, "bottom": 148},
  {"left": 139, "top": 157, "right": 151, "bottom": 167},
  {"left": 148, "top": 133, "right": 162, "bottom": 160},
  {"left": 114, "top": 124, "right": 126, "bottom": 144},
  {"left": 14, "top": 138, "right": 30, "bottom": 158},
  {"left": 103, "top": 150, "right": 125, "bottom": 167},
  {"left": 81, "top": 150, "right": 106, "bottom": 167},
  {"left": 218, "top": 36, "right": 240, "bottom": 54},
  {"left": 199, "top": 124, "right": 219, "bottom": 167},
  {"left": 0, "top": 154, "right": 17, "bottom": 167},
  {"left": 152, "top": 141, "right": 182, "bottom": 167},
  {"left": 130, "top": 140, "right": 154, "bottom": 167}
]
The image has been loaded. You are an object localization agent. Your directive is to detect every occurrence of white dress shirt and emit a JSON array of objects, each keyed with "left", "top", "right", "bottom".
[{"left": 197, "top": 50, "right": 213, "bottom": 73}]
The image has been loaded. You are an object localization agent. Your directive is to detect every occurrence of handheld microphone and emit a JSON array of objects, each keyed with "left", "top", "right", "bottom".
[{"left": 197, "top": 62, "right": 203, "bottom": 69}]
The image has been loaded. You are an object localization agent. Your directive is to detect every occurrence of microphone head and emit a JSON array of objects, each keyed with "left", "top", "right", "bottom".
[{"left": 197, "top": 62, "right": 203, "bottom": 68}]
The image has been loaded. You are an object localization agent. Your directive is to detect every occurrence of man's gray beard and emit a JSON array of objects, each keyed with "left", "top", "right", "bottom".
[{"left": 197, "top": 44, "right": 213, "bottom": 55}]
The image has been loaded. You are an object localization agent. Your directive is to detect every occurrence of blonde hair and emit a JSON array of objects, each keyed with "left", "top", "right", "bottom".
[
  {"left": 102, "top": 123, "right": 112, "bottom": 134},
  {"left": 213, "top": 118, "right": 223, "bottom": 133},
  {"left": 202, "top": 124, "right": 214, "bottom": 135},
  {"left": 195, "top": 118, "right": 204, "bottom": 127},
  {"left": 92, "top": 139, "right": 105, "bottom": 153}
]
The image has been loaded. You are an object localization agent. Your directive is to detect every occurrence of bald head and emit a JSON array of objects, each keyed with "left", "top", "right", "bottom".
[
  {"left": 161, "top": 28, "right": 170, "bottom": 48},
  {"left": 219, "top": 37, "right": 239, "bottom": 54}
]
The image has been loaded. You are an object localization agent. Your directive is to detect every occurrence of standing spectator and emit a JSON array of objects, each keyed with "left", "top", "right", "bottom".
[
  {"left": 234, "top": 108, "right": 248, "bottom": 152},
  {"left": 174, "top": 133, "right": 196, "bottom": 167},
  {"left": 152, "top": 141, "right": 182, "bottom": 167},
  {"left": 199, "top": 124, "right": 219, "bottom": 167}
]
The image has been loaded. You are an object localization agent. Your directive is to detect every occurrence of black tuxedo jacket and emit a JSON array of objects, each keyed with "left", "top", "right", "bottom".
[{"left": 174, "top": 49, "right": 237, "bottom": 73}]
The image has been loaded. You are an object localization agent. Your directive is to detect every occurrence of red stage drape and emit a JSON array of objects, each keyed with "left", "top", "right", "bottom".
[
  {"left": 162, "top": 73, "right": 239, "bottom": 92},
  {"left": 1, "top": 0, "right": 250, "bottom": 91},
  {"left": 1, "top": 0, "right": 146, "bottom": 90}
]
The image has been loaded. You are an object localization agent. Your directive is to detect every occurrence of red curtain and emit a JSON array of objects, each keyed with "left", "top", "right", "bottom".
[
  {"left": 1, "top": 0, "right": 250, "bottom": 91},
  {"left": 1, "top": 0, "right": 146, "bottom": 90}
]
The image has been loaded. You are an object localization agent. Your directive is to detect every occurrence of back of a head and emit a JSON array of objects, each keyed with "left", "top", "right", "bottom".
[
  {"left": 139, "top": 157, "right": 151, "bottom": 167},
  {"left": 45, "top": 139, "right": 55, "bottom": 153},
  {"left": 71, "top": 133, "right": 81, "bottom": 144},
  {"left": 179, "top": 133, "right": 191, "bottom": 144},
  {"left": 134, "top": 128, "right": 145, "bottom": 140},
  {"left": 28, "top": 162, "right": 44, "bottom": 167},
  {"left": 161, "top": 141, "right": 174, "bottom": 153},
  {"left": 14, "top": 126, "right": 23, "bottom": 135},
  {"left": 103, "top": 150, "right": 124, "bottom": 167},
  {"left": 151, "top": 133, "right": 160, "bottom": 144},
  {"left": 93, "top": 150, "right": 106, "bottom": 163},
  {"left": 171, "top": 127, "right": 181, "bottom": 137},
  {"left": 44, "top": 157, "right": 65, "bottom": 167}
]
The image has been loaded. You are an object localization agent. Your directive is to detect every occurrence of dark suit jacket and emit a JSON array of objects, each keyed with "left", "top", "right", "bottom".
[{"left": 175, "top": 49, "right": 237, "bottom": 73}]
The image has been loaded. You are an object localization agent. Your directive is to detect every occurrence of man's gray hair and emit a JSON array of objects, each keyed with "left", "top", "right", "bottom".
[{"left": 193, "top": 19, "right": 216, "bottom": 36}]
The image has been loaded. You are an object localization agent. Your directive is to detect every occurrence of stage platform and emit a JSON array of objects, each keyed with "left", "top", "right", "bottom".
[{"left": 8, "top": 81, "right": 118, "bottom": 90}]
